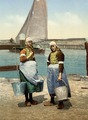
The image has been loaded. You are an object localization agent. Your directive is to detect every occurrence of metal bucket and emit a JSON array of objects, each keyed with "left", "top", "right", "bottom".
[
  {"left": 35, "top": 80, "right": 44, "bottom": 92},
  {"left": 12, "top": 82, "right": 26, "bottom": 96},
  {"left": 54, "top": 80, "right": 68, "bottom": 101}
]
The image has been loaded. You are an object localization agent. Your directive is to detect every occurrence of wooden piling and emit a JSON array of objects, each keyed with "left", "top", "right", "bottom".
[{"left": 85, "top": 42, "right": 88, "bottom": 75}]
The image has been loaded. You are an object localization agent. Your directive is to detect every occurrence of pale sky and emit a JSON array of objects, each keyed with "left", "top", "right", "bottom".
[{"left": 0, "top": 0, "right": 88, "bottom": 40}]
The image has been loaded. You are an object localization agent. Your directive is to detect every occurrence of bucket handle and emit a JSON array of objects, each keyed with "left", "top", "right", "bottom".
[{"left": 57, "top": 79, "right": 68, "bottom": 87}]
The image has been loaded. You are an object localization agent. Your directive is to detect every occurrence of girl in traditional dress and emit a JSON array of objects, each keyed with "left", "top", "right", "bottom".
[
  {"left": 44, "top": 41, "right": 71, "bottom": 109},
  {"left": 19, "top": 37, "right": 39, "bottom": 106}
]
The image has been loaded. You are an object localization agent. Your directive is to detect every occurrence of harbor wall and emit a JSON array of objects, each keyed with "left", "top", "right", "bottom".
[
  {"left": 0, "top": 38, "right": 86, "bottom": 50},
  {"left": 35, "top": 38, "right": 86, "bottom": 49}
]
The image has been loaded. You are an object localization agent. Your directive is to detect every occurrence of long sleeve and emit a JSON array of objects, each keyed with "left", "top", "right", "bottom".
[
  {"left": 20, "top": 49, "right": 28, "bottom": 62},
  {"left": 57, "top": 50, "right": 64, "bottom": 73},
  {"left": 47, "top": 53, "right": 50, "bottom": 65}
]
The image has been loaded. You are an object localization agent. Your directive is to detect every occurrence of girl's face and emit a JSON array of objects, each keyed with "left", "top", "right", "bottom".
[
  {"left": 27, "top": 41, "right": 33, "bottom": 47},
  {"left": 50, "top": 45, "right": 57, "bottom": 52}
]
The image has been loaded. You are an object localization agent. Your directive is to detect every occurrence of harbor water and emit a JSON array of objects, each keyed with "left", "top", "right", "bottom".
[{"left": 0, "top": 48, "right": 86, "bottom": 78}]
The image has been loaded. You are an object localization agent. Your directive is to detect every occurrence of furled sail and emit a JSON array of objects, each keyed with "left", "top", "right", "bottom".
[{"left": 16, "top": 0, "right": 47, "bottom": 43}]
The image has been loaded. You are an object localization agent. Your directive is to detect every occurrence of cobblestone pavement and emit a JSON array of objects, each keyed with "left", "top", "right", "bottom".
[{"left": 0, "top": 75, "right": 88, "bottom": 120}]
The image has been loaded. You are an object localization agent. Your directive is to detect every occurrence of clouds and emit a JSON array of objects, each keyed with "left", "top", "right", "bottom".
[
  {"left": 0, "top": 14, "right": 26, "bottom": 39},
  {"left": 55, "top": 12, "right": 82, "bottom": 25},
  {"left": 1, "top": 11, "right": 88, "bottom": 40},
  {"left": 48, "top": 12, "right": 88, "bottom": 38},
  {"left": 0, "top": 0, "right": 88, "bottom": 40},
  {"left": 6, "top": 15, "right": 25, "bottom": 24}
]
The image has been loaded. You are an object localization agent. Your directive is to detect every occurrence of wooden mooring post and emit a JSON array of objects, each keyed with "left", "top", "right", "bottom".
[{"left": 85, "top": 42, "right": 88, "bottom": 75}]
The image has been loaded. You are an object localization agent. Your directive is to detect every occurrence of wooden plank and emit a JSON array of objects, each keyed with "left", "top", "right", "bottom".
[{"left": 0, "top": 65, "right": 19, "bottom": 71}]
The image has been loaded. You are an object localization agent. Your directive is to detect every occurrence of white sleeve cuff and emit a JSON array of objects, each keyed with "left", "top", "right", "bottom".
[
  {"left": 58, "top": 61, "right": 64, "bottom": 64},
  {"left": 20, "top": 54, "right": 26, "bottom": 57}
]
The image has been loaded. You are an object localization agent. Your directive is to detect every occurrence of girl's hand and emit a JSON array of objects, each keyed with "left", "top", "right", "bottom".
[
  {"left": 58, "top": 73, "right": 62, "bottom": 80},
  {"left": 29, "top": 51, "right": 34, "bottom": 56},
  {"left": 27, "top": 51, "right": 34, "bottom": 59}
]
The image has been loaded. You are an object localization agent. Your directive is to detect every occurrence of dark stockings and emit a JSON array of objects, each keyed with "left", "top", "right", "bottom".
[
  {"left": 50, "top": 94, "right": 55, "bottom": 103},
  {"left": 29, "top": 93, "right": 33, "bottom": 101},
  {"left": 50, "top": 96, "right": 54, "bottom": 103},
  {"left": 25, "top": 92, "right": 33, "bottom": 102}
]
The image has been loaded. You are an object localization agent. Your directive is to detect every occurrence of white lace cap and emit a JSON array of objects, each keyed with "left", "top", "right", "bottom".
[
  {"left": 26, "top": 37, "right": 33, "bottom": 42},
  {"left": 49, "top": 41, "right": 57, "bottom": 46}
]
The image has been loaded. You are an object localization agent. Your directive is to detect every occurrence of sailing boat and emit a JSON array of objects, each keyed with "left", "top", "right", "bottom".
[
  {"left": 15, "top": 0, "right": 47, "bottom": 54},
  {"left": 0, "top": 0, "right": 47, "bottom": 71}
]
